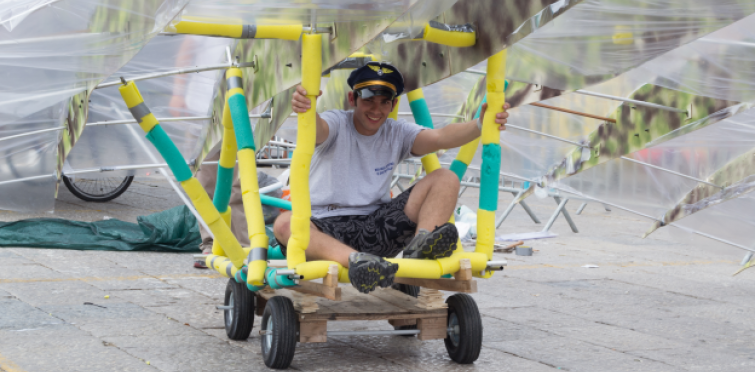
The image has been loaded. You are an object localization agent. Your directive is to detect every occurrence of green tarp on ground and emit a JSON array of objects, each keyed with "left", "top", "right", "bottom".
[{"left": 0, "top": 206, "right": 201, "bottom": 252}]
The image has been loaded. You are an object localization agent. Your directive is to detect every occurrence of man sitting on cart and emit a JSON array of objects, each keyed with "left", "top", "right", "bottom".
[{"left": 273, "top": 62, "right": 509, "bottom": 293}]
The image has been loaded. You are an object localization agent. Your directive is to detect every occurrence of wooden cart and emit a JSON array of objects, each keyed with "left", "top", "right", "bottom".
[{"left": 221, "top": 259, "right": 483, "bottom": 369}]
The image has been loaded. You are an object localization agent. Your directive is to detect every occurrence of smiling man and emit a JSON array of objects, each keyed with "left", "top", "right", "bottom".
[{"left": 273, "top": 62, "right": 509, "bottom": 293}]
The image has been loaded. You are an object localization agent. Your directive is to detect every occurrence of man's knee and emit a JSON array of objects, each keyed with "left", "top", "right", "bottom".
[
  {"left": 273, "top": 212, "right": 320, "bottom": 238},
  {"left": 273, "top": 212, "right": 291, "bottom": 239},
  {"left": 427, "top": 168, "right": 460, "bottom": 191}
]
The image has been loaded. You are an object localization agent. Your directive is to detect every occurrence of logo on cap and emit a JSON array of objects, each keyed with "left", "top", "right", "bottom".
[{"left": 368, "top": 65, "right": 393, "bottom": 76}]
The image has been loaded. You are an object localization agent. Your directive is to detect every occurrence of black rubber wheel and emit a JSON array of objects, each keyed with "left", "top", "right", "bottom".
[
  {"left": 62, "top": 175, "right": 133, "bottom": 202},
  {"left": 224, "top": 278, "right": 255, "bottom": 340},
  {"left": 260, "top": 296, "right": 297, "bottom": 369},
  {"left": 392, "top": 284, "right": 420, "bottom": 334},
  {"left": 444, "top": 293, "right": 483, "bottom": 364}
]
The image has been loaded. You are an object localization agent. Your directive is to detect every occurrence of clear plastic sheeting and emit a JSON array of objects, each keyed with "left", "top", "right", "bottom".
[
  {"left": 177, "top": 0, "right": 419, "bottom": 25},
  {"left": 632, "top": 13, "right": 755, "bottom": 104},
  {"left": 505, "top": 0, "right": 755, "bottom": 91},
  {"left": 0, "top": 126, "right": 58, "bottom": 211},
  {"left": 0, "top": 0, "right": 59, "bottom": 31},
  {"left": 548, "top": 105, "right": 755, "bottom": 247},
  {"left": 672, "top": 192, "right": 755, "bottom": 250},
  {"left": 0, "top": 0, "right": 188, "bottom": 211},
  {"left": 65, "top": 34, "right": 233, "bottom": 177},
  {"left": 395, "top": 71, "right": 481, "bottom": 129},
  {"left": 0, "top": 100, "right": 62, "bottom": 212},
  {"left": 0, "top": 0, "right": 187, "bottom": 125},
  {"left": 377, "top": 0, "right": 458, "bottom": 43}
]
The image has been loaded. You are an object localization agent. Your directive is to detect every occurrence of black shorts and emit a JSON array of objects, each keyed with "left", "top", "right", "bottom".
[{"left": 277, "top": 186, "right": 417, "bottom": 258}]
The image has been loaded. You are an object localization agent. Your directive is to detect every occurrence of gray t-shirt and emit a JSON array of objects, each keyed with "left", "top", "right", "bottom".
[{"left": 310, "top": 110, "right": 425, "bottom": 218}]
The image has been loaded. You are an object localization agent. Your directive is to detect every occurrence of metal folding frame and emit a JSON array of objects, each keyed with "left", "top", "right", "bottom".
[{"left": 391, "top": 158, "right": 580, "bottom": 233}]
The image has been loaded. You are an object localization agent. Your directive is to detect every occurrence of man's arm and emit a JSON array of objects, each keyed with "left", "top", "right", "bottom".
[
  {"left": 291, "top": 85, "right": 329, "bottom": 145},
  {"left": 411, "top": 102, "right": 510, "bottom": 156}
]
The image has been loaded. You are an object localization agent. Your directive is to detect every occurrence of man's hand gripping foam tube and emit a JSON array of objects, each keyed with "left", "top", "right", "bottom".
[
  {"left": 476, "top": 49, "right": 507, "bottom": 265},
  {"left": 118, "top": 81, "right": 246, "bottom": 268},
  {"left": 225, "top": 68, "right": 269, "bottom": 286}
]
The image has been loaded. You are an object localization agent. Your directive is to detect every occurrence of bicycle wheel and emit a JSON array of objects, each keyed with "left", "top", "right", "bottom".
[{"left": 62, "top": 175, "right": 134, "bottom": 202}]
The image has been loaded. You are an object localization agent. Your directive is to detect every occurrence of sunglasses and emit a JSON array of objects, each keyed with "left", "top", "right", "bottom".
[{"left": 355, "top": 87, "right": 396, "bottom": 100}]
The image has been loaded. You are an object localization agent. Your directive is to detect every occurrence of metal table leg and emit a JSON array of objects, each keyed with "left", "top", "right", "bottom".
[{"left": 576, "top": 202, "right": 588, "bottom": 215}]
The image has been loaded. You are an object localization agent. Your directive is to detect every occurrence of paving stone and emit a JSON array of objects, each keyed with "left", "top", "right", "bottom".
[
  {"left": 108, "top": 288, "right": 217, "bottom": 308},
  {"left": 0, "top": 280, "right": 111, "bottom": 307},
  {"left": 84, "top": 277, "right": 178, "bottom": 291},
  {"left": 548, "top": 324, "right": 686, "bottom": 351},
  {"left": 627, "top": 346, "right": 755, "bottom": 372},
  {"left": 0, "top": 263, "right": 72, "bottom": 281},
  {"left": 481, "top": 306, "right": 601, "bottom": 329},
  {"left": 479, "top": 315, "right": 553, "bottom": 342},
  {"left": 0, "top": 325, "right": 154, "bottom": 372},
  {"left": 142, "top": 303, "right": 225, "bottom": 330},
  {"left": 39, "top": 302, "right": 162, "bottom": 324},
  {"left": 79, "top": 318, "right": 207, "bottom": 338},
  {"left": 484, "top": 337, "right": 687, "bottom": 372},
  {"left": 0, "top": 297, "right": 65, "bottom": 331},
  {"left": 111, "top": 343, "right": 263, "bottom": 372}
]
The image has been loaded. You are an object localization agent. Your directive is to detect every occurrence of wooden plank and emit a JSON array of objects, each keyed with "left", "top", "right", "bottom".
[
  {"left": 291, "top": 281, "right": 342, "bottom": 301},
  {"left": 298, "top": 320, "right": 327, "bottom": 343},
  {"left": 418, "top": 317, "right": 448, "bottom": 341},
  {"left": 416, "top": 288, "right": 447, "bottom": 310},
  {"left": 258, "top": 286, "right": 448, "bottom": 321},
  {"left": 299, "top": 312, "right": 446, "bottom": 321},
  {"left": 255, "top": 293, "right": 267, "bottom": 316},
  {"left": 369, "top": 288, "right": 448, "bottom": 313},
  {"left": 394, "top": 277, "right": 477, "bottom": 293},
  {"left": 323, "top": 265, "right": 339, "bottom": 287},
  {"left": 388, "top": 319, "right": 417, "bottom": 327},
  {"left": 256, "top": 289, "right": 319, "bottom": 313},
  {"left": 317, "top": 286, "right": 407, "bottom": 314},
  {"left": 454, "top": 259, "right": 473, "bottom": 281}
]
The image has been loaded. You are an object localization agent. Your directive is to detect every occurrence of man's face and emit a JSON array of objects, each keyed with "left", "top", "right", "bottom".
[{"left": 348, "top": 90, "right": 397, "bottom": 135}]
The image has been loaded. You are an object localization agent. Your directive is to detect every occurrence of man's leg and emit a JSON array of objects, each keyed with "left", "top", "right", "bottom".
[
  {"left": 272, "top": 211, "right": 399, "bottom": 293},
  {"left": 272, "top": 211, "right": 355, "bottom": 267},
  {"left": 403, "top": 168, "right": 461, "bottom": 231},
  {"left": 400, "top": 168, "right": 461, "bottom": 259}
]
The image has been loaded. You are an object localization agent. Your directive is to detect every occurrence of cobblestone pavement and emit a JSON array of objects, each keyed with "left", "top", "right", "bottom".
[{"left": 1, "top": 176, "right": 754, "bottom": 371}]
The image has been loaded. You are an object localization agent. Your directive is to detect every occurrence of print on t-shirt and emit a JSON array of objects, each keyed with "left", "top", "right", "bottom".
[{"left": 375, "top": 162, "right": 394, "bottom": 176}]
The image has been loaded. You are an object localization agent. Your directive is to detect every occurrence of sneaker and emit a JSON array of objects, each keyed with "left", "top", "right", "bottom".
[
  {"left": 348, "top": 252, "right": 399, "bottom": 294},
  {"left": 193, "top": 238, "right": 214, "bottom": 269},
  {"left": 402, "top": 223, "right": 458, "bottom": 260}
]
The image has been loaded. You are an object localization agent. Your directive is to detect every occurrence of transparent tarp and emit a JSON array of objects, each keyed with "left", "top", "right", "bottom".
[
  {"left": 483, "top": 11, "right": 755, "bottom": 251},
  {"left": 66, "top": 34, "right": 234, "bottom": 177},
  {"left": 505, "top": 0, "right": 755, "bottom": 92},
  {"left": 0, "top": 0, "right": 187, "bottom": 211},
  {"left": 633, "top": 12, "right": 755, "bottom": 104},
  {"left": 177, "top": 0, "right": 419, "bottom": 25}
]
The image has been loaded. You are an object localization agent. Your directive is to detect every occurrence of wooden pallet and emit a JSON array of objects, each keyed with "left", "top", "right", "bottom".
[
  {"left": 253, "top": 259, "right": 480, "bottom": 343},
  {"left": 255, "top": 286, "right": 448, "bottom": 343}
]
